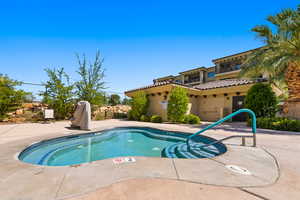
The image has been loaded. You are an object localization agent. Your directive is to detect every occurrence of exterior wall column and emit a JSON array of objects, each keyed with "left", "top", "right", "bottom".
[
  {"left": 181, "top": 75, "right": 185, "bottom": 84},
  {"left": 199, "top": 71, "right": 204, "bottom": 83},
  {"left": 215, "top": 63, "right": 220, "bottom": 73}
]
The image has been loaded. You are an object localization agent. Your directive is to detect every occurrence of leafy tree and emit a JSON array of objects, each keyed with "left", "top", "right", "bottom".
[
  {"left": 0, "top": 74, "right": 27, "bottom": 120},
  {"left": 167, "top": 87, "right": 189, "bottom": 122},
  {"left": 241, "top": 5, "right": 300, "bottom": 102},
  {"left": 41, "top": 68, "right": 74, "bottom": 120},
  {"left": 130, "top": 91, "right": 148, "bottom": 120},
  {"left": 122, "top": 97, "right": 131, "bottom": 105},
  {"left": 245, "top": 83, "right": 278, "bottom": 118},
  {"left": 108, "top": 94, "right": 121, "bottom": 106},
  {"left": 24, "top": 93, "right": 35, "bottom": 103},
  {"left": 75, "top": 51, "right": 106, "bottom": 107}
]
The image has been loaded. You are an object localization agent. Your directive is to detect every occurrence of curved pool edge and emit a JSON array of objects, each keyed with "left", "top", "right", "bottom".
[{"left": 17, "top": 126, "right": 228, "bottom": 167}]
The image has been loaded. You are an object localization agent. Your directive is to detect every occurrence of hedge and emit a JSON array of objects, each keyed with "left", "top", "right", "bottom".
[
  {"left": 150, "top": 115, "right": 162, "bottom": 123},
  {"left": 249, "top": 117, "right": 300, "bottom": 132},
  {"left": 182, "top": 114, "right": 201, "bottom": 124}
]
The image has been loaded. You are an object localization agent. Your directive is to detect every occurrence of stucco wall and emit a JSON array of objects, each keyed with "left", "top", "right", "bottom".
[
  {"left": 189, "top": 96, "right": 199, "bottom": 116},
  {"left": 215, "top": 71, "right": 240, "bottom": 80},
  {"left": 196, "top": 92, "right": 246, "bottom": 121},
  {"left": 197, "top": 95, "right": 226, "bottom": 121},
  {"left": 147, "top": 94, "right": 168, "bottom": 120},
  {"left": 126, "top": 84, "right": 252, "bottom": 122},
  {"left": 285, "top": 102, "right": 300, "bottom": 120}
]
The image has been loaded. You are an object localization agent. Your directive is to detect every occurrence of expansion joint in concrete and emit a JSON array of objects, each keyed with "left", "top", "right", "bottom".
[
  {"left": 171, "top": 159, "right": 180, "bottom": 180},
  {"left": 238, "top": 188, "right": 270, "bottom": 200}
]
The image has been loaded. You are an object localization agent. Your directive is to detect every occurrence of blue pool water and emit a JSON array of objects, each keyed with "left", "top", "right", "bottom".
[{"left": 19, "top": 127, "right": 226, "bottom": 166}]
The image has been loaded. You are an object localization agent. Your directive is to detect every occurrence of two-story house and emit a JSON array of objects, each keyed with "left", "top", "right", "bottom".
[{"left": 125, "top": 47, "right": 265, "bottom": 121}]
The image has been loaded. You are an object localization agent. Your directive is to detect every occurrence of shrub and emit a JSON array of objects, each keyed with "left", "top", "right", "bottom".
[
  {"left": 250, "top": 117, "right": 300, "bottom": 132},
  {"left": 245, "top": 83, "right": 278, "bottom": 118},
  {"left": 127, "top": 110, "right": 134, "bottom": 120},
  {"left": 20, "top": 110, "right": 44, "bottom": 122},
  {"left": 130, "top": 91, "right": 148, "bottom": 120},
  {"left": 140, "top": 115, "right": 150, "bottom": 122},
  {"left": 113, "top": 112, "right": 127, "bottom": 119},
  {"left": 105, "top": 110, "right": 114, "bottom": 119},
  {"left": 150, "top": 115, "right": 162, "bottom": 123},
  {"left": 167, "top": 87, "right": 189, "bottom": 122},
  {"left": 0, "top": 74, "right": 28, "bottom": 121},
  {"left": 94, "top": 112, "right": 105, "bottom": 120},
  {"left": 183, "top": 114, "right": 201, "bottom": 124}
]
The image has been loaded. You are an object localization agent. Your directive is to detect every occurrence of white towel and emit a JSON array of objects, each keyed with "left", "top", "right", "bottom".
[{"left": 71, "top": 101, "right": 91, "bottom": 130}]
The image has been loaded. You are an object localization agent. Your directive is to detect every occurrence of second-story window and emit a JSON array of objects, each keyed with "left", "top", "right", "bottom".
[
  {"left": 185, "top": 73, "right": 200, "bottom": 83},
  {"left": 234, "top": 64, "right": 241, "bottom": 70},
  {"left": 207, "top": 72, "right": 215, "bottom": 78}
]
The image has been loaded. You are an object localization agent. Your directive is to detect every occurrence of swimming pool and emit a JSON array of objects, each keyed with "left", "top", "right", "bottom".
[{"left": 18, "top": 127, "right": 227, "bottom": 166}]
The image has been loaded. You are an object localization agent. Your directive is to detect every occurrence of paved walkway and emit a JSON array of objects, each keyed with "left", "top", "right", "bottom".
[{"left": 0, "top": 120, "right": 299, "bottom": 200}]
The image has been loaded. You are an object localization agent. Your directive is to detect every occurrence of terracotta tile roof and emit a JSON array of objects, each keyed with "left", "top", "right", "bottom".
[
  {"left": 193, "top": 79, "right": 257, "bottom": 90},
  {"left": 125, "top": 81, "right": 182, "bottom": 93},
  {"left": 125, "top": 79, "right": 266, "bottom": 94}
]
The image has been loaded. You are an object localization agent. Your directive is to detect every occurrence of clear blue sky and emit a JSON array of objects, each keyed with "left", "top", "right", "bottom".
[{"left": 0, "top": 0, "right": 298, "bottom": 98}]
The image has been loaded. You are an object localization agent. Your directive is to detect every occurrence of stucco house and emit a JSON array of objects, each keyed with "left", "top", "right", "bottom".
[{"left": 125, "top": 47, "right": 266, "bottom": 122}]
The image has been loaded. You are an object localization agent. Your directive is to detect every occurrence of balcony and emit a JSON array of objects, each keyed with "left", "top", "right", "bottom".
[
  {"left": 184, "top": 77, "right": 200, "bottom": 84},
  {"left": 217, "top": 64, "right": 241, "bottom": 74}
]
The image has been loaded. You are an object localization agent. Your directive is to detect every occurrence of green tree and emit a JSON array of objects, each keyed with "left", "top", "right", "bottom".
[
  {"left": 0, "top": 74, "right": 27, "bottom": 120},
  {"left": 241, "top": 5, "right": 300, "bottom": 102},
  {"left": 41, "top": 68, "right": 74, "bottom": 120},
  {"left": 245, "top": 83, "right": 278, "bottom": 118},
  {"left": 130, "top": 91, "right": 148, "bottom": 120},
  {"left": 108, "top": 94, "right": 121, "bottom": 106},
  {"left": 167, "top": 87, "right": 189, "bottom": 122},
  {"left": 75, "top": 51, "right": 106, "bottom": 107},
  {"left": 24, "top": 93, "right": 35, "bottom": 103},
  {"left": 122, "top": 97, "right": 131, "bottom": 105}
]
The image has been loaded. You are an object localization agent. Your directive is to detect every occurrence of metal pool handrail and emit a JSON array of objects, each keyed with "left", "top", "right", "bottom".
[{"left": 186, "top": 108, "right": 257, "bottom": 148}]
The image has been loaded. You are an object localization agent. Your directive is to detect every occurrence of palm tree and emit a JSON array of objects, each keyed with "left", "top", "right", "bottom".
[{"left": 241, "top": 5, "right": 300, "bottom": 108}]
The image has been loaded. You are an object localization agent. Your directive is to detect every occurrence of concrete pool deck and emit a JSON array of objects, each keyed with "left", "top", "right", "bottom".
[{"left": 0, "top": 120, "right": 299, "bottom": 200}]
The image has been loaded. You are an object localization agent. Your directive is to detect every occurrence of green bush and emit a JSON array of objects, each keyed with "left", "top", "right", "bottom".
[
  {"left": 130, "top": 91, "right": 148, "bottom": 121},
  {"left": 140, "top": 115, "right": 150, "bottom": 122},
  {"left": 150, "top": 115, "right": 162, "bottom": 123},
  {"left": 113, "top": 112, "right": 127, "bottom": 119},
  {"left": 167, "top": 87, "right": 189, "bottom": 122},
  {"left": 127, "top": 110, "right": 134, "bottom": 120},
  {"left": 183, "top": 114, "right": 201, "bottom": 124},
  {"left": 251, "top": 117, "right": 300, "bottom": 132},
  {"left": 94, "top": 112, "right": 105, "bottom": 120},
  {"left": 245, "top": 83, "right": 278, "bottom": 118}
]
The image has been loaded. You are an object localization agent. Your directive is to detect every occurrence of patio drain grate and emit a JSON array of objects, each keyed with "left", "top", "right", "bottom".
[{"left": 225, "top": 165, "right": 252, "bottom": 175}]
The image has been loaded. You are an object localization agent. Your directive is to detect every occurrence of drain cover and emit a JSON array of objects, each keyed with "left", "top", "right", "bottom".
[{"left": 225, "top": 165, "right": 252, "bottom": 175}]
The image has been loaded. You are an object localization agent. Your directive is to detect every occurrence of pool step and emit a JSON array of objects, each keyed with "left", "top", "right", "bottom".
[
  {"left": 162, "top": 140, "right": 223, "bottom": 159},
  {"left": 175, "top": 143, "right": 198, "bottom": 159},
  {"left": 161, "top": 143, "right": 180, "bottom": 158}
]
